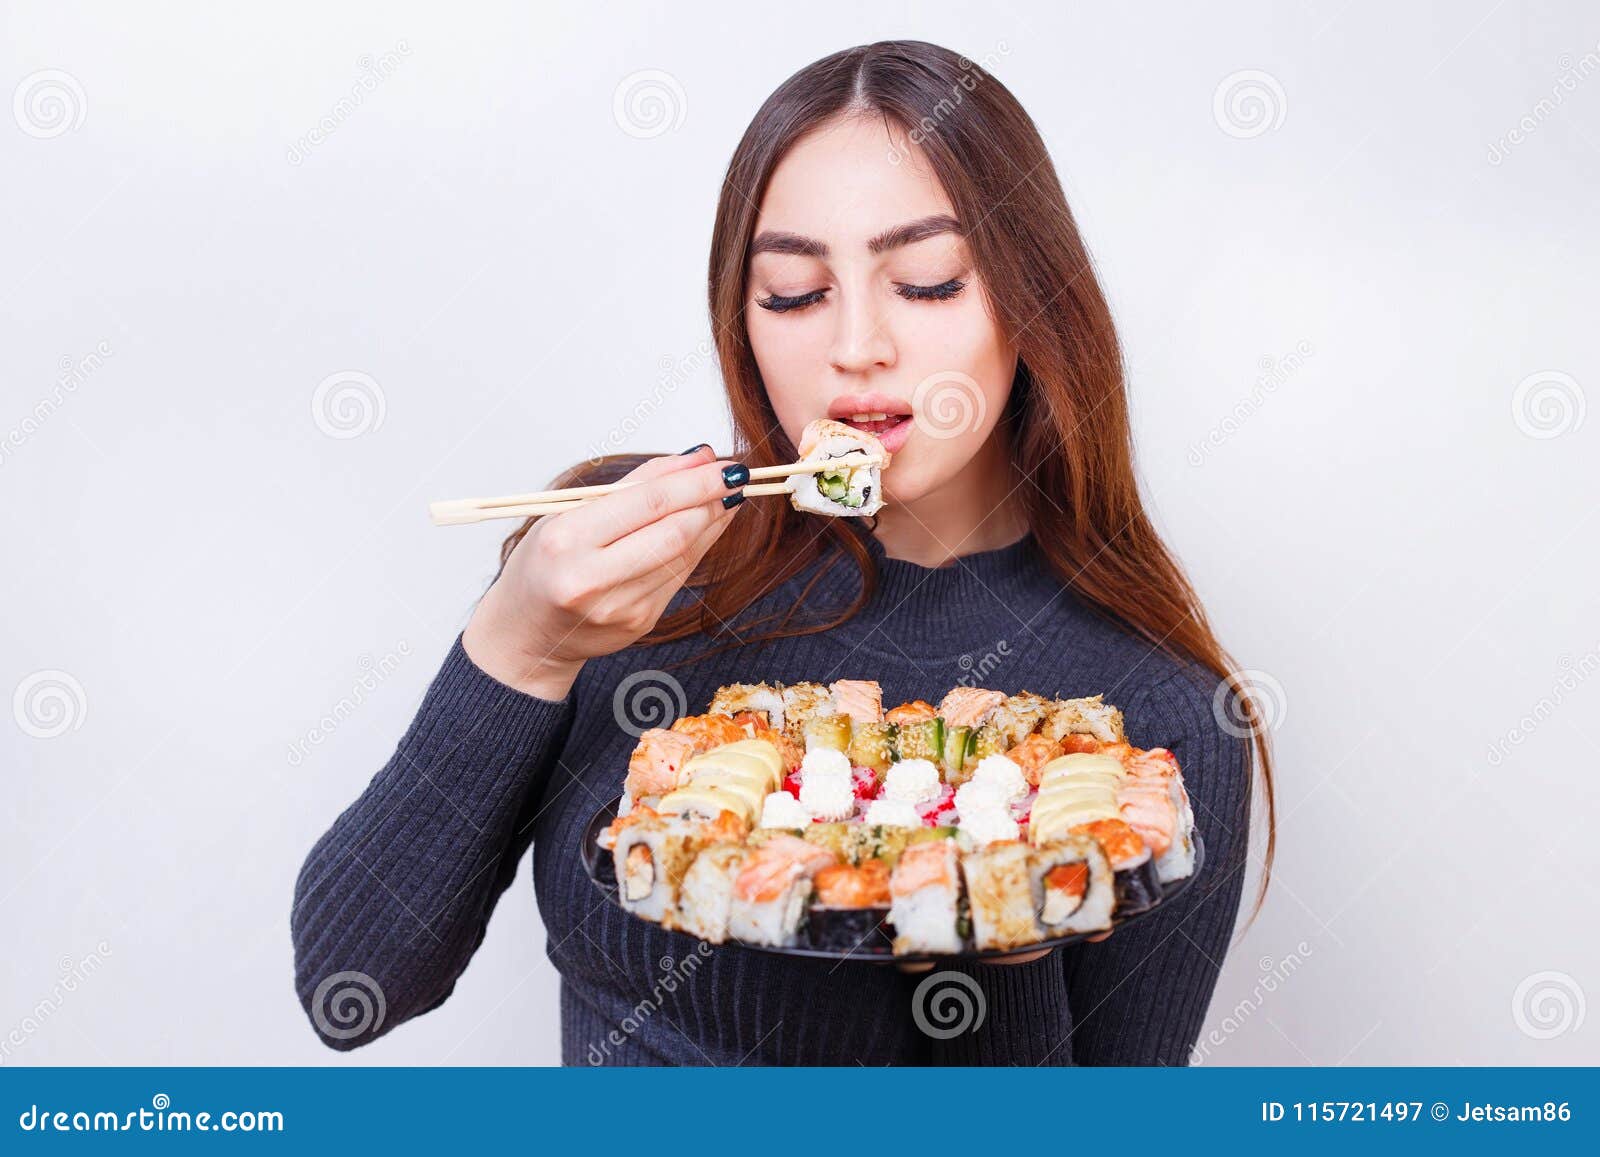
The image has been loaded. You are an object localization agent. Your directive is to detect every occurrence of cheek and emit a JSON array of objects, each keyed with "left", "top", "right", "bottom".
[{"left": 748, "top": 315, "right": 820, "bottom": 434}]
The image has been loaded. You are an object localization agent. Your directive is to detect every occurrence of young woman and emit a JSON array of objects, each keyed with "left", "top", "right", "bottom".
[{"left": 293, "top": 40, "right": 1274, "bottom": 1066}]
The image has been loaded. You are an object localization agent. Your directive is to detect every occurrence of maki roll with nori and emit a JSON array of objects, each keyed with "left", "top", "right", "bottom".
[
  {"left": 728, "top": 834, "right": 838, "bottom": 947},
  {"left": 807, "top": 859, "right": 893, "bottom": 951},
  {"left": 1074, "top": 817, "right": 1162, "bottom": 913},
  {"left": 1029, "top": 835, "right": 1114, "bottom": 935}
]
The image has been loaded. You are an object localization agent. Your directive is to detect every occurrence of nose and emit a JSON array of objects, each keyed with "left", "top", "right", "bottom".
[{"left": 827, "top": 287, "right": 896, "bottom": 375}]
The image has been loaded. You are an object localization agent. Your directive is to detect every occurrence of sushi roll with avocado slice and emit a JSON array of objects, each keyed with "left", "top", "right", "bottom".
[
  {"left": 941, "top": 724, "right": 976, "bottom": 782},
  {"left": 789, "top": 419, "right": 890, "bottom": 518},
  {"left": 802, "top": 713, "right": 852, "bottom": 754}
]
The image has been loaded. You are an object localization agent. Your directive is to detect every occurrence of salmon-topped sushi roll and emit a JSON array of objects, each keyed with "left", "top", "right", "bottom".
[
  {"left": 829, "top": 679, "right": 883, "bottom": 725},
  {"left": 888, "top": 838, "right": 964, "bottom": 955},
  {"left": 669, "top": 713, "right": 750, "bottom": 752},
  {"left": 1072, "top": 817, "right": 1161, "bottom": 914},
  {"left": 885, "top": 699, "right": 937, "bottom": 726},
  {"left": 728, "top": 834, "right": 838, "bottom": 946},
  {"left": 789, "top": 418, "right": 889, "bottom": 518},
  {"left": 1004, "top": 733, "right": 1063, "bottom": 787},
  {"left": 622, "top": 728, "right": 697, "bottom": 811},
  {"left": 938, "top": 687, "right": 1006, "bottom": 730}
]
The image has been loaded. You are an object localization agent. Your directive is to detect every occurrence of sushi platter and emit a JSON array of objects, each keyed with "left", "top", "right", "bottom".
[{"left": 589, "top": 679, "right": 1205, "bottom": 961}]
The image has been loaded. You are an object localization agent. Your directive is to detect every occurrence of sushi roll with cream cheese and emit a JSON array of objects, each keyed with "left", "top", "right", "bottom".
[{"left": 789, "top": 419, "right": 889, "bottom": 517}]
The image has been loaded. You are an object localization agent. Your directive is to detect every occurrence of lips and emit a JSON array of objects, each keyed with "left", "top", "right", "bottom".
[{"left": 827, "top": 393, "right": 915, "bottom": 453}]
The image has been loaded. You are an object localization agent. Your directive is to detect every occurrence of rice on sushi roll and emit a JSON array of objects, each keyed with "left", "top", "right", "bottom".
[
  {"left": 665, "top": 841, "right": 747, "bottom": 943},
  {"left": 1029, "top": 835, "right": 1114, "bottom": 935},
  {"left": 708, "top": 682, "right": 787, "bottom": 731},
  {"left": 888, "top": 838, "right": 965, "bottom": 955},
  {"left": 789, "top": 419, "right": 889, "bottom": 518},
  {"left": 960, "top": 841, "right": 1043, "bottom": 951},
  {"left": 611, "top": 811, "right": 715, "bottom": 923},
  {"left": 1042, "top": 694, "right": 1126, "bottom": 746}
]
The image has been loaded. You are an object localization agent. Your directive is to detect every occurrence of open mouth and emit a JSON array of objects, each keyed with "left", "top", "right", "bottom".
[{"left": 827, "top": 394, "right": 915, "bottom": 452}]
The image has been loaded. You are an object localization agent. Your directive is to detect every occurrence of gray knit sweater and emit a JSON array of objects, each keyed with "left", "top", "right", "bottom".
[{"left": 292, "top": 530, "right": 1251, "bottom": 1065}]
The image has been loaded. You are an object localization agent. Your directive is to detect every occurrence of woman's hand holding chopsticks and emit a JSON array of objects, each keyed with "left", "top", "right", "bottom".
[{"left": 461, "top": 445, "right": 747, "bottom": 700}]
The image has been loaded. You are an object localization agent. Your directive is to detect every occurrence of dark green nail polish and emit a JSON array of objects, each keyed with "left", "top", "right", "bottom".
[
  {"left": 722, "top": 463, "right": 749, "bottom": 488},
  {"left": 722, "top": 491, "right": 745, "bottom": 509},
  {"left": 679, "top": 442, "right": 710, "bottom": 455}
]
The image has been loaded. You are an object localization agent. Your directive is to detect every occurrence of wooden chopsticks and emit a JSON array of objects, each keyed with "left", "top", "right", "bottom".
[{"left": 428, "top": 452, "right": 884, "bottom": 526}]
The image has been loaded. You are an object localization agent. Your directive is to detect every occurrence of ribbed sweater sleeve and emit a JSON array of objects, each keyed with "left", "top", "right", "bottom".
[
  {"left": 291, "top": 636, "right": 574, "bottom": 1049},
  {"left": 1056, "top": 666, "right": 1253, "bottom": 1065}
]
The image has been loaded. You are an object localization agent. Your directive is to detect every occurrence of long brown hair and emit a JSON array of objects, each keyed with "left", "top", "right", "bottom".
[{"left": 504, "top": 40, "right": 1275, "bottom": 908}]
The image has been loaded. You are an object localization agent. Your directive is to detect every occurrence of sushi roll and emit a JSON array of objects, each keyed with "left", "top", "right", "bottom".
[
  {"left": 829, "top": 679, "right": 884, "bottom": 725},
  {"left": 961, "top": 841, "right": 1043, "bottom": 951},
  {"left": 780, "top": 682, "right": 833, "bottom": 739},
  {"left": 1029, "top": 835, "right": 1114, "bottom": 935},
  {"left": 622, "top": 727, "right": 697, "bottom": 813},
  {"left": 728, "top": 834, "right": 838, "bottom": 947},
  {"left": 1122, "top": 747, "right": 1196, "bottom": 883},
  {"left": 937, "top": 687, "right": 1006, "bottom": 730},
  {"left": 1073, "top": 817, "right": 1162, "bottom": 913},
  {"left": 991, "top": 691, "right": 1052, "bottom": 748},
  {"left": 708, "top": 682, "right": 787, "bottom": 731},
  {"left": 848, "top": 721, "right": 897, "bottom": 776},
  {"left": 612, "top": 812, "right": 711, "bottom": 923},
  {"left": 789, "top": 419, "right": 889, "bottom": 518},
  {"left": 669, "top": 713, "right": 750, "bottom": 752},
  {"left": 1041, "top": 694, "right": 1126, "bottom": 746},
  {"left": 894, "top": 717, "right": 944, "bottom": 764},
  {"left": 888, "top": 838, "right": 965, "bottom": 955},
  {"left": 1004, "top": 733, "right": 1063, "bottom": 787},
  {"left": 802, "top": 713, "right": 852, "bottom": 754},
  {"left": 665, "top": 842, "right": 747, "bottom": 943},
  {"left": 808, "top": 859, "right": 894, "bottom": 952},
  {"left": 885, "top": 700, "right": 937, "bottom": 726},
  {"left": 1029, "top": 753, "right": 1124, "bottom": 844}
]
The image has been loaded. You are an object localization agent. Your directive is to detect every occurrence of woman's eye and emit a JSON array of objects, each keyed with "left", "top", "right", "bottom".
[
  {"left": 756, "top": 289, "right": 827, "bottom": 313},
  {"left": 895, "top": 278, "right": 966, "bottom": 303}
]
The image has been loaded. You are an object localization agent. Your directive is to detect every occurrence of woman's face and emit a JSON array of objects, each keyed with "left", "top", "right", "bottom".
[{"left": 745, "top": 115, "right": 1017, "bottom": 507}]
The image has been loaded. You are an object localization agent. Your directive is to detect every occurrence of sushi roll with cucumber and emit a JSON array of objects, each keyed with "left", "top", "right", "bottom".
[
  {"left": 728, "top": 834, "right": 838, "bottom": 947},
  {"left": 1029, "top": 835, "right": 1114, "bottom": 935},
  {"left": 960, "top": 841, "right": 1044, "bottom": 951},
  {"left": 888, "top": 838, "right": 965, "bottom": 955},
  {"left": 847, "top": 721, "right": 897, "bottom": 776},
  {"left": 807, "top": 859, "right": 894, "bottom": 952},
  {"left": 789, "top": 419, "right": 889, "bottom": 518}
]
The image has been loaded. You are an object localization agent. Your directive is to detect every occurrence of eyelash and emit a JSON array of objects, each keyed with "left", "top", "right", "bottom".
[{"left": 755, "top": 278, "right": 967, "bottom": 313}]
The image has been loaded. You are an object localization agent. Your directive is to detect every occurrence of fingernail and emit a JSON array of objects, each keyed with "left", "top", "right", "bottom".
[
  {"left": 721, "top": 491, "right": 745, "bottom": 509},
  {"left": 679, "top": 442, "right": 710, "bottom": 455},
  {"left": 721, "top": 463, "right": 749, "bottom": 488}
]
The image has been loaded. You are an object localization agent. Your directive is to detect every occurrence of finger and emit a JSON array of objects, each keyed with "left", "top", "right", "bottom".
[
  {"left": 895, "top": 962, "right": 935, "bottom": 975},
  {"left": 593, "top": 498, "right": 738, "bottom": 613},
  {"left": 981, "top": 948, "right": 1055, "bottom": 966},
  {"left": 559, "top": 458, "right": 745, "bottom": 551},
  {"left": 1085, "top": 932, "right": 1111, "bottom": 944},
  {"left": 603, "top": 486, "right": 740, "bottom": 593}
]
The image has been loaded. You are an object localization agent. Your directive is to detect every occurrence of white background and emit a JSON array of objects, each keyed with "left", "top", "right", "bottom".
[{"left": 3, "top": 0, "right": 1597, "bottom": 1066}]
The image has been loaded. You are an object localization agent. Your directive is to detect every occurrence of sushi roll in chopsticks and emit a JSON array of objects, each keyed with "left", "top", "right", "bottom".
[
  {"left": 728, "top": 834, "right": 838, "bottom": 947},
  {"left": 888, "top": 838, "right": 965, "bottom": 955},
  {"left": 808, "top": 859, "right": 894, "bottom": 952},
  {"left": 789, "top": 419, "right": 889, "bottom": 518},
  {"left": 1029, "top": 836, "right": 1114, "bottom": 935},
  {"left": 960, "top": 841, "right": 1043, "bottom": 951}
]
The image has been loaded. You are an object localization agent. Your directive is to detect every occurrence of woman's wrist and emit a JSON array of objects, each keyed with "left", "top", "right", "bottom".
[{"left": 462, "top": 598, "right": 583, "bottom": 702}]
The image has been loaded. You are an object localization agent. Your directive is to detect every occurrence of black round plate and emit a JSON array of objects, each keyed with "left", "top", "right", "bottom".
[{"left": 581, "top": 799, "right": 1204, "bottom": 964}]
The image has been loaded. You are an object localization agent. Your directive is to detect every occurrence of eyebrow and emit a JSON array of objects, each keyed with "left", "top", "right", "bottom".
[{"left": 749, "top": 213, "right": 962, "bottom": 259}]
